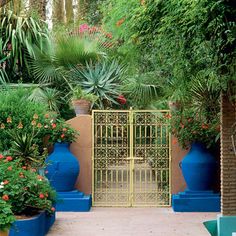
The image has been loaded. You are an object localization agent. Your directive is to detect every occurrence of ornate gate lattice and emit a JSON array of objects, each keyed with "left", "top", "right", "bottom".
[{"left": 92, "top": 110, "right": 171, "bottom": 207}]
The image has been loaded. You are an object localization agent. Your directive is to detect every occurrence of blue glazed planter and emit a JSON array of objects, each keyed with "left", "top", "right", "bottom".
[
  {"left": 45, "top": 143, "right": 80, "bottom": 192},
  {"left": 9, "top": 211, "right": 55, "bottom": 236},
  {"left": 181, "top": 142, "right": 217, "bottom": 191}
]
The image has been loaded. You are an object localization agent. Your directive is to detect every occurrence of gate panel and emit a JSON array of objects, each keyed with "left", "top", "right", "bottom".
[
  {"left": 133, "top": 111, "right": 170, "bottom": 206},
  {"left": 92, "top": 111, "right": 131, "bottom": 206},
  {"left": 92, "top": 110, "right": 171, "bottom": 207}
]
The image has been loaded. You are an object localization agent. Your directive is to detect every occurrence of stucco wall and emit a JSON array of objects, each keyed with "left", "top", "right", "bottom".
[
  {"left": 67, "top": 116, "right": 187, "bottom": 197},
  {"left": 67, "top": 115, "right": 92, "bottom": 195},
  {"left": 171, "top": 137, "right": 187, "bottom": 194}
]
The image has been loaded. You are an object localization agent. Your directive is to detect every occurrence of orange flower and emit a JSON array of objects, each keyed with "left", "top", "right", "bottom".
[
  {"left": 2, "top": 195, "right": 9, "bottom": 201},
  {"left": 33, "top": 114, "right": 39, "bottom": 119},
  {"left": 0, "top": 123, "right": 5, "bottom": 129},
  {"left": 17, "top": 122, "right": 23, "bottom": 129},
  {"left": 116, "top": 18, "right": 125, "bottom": 27},
  {"left": 165, "top": 113, "right": 172, "bottom": 119},
  {"left": 31, "top": 120, "right": 36, "bottom": 126},
  {"left": 62, "top": 128, "right": 67, "bottom": 132},
  {"left": 7, "top": 166, "right": 12, "bottom": 171},
  {"left": 37, "top": 123, "right": 42, "bottom": 128},
  {"left": 172, "top": 138, "right": 178, "bottom": 145},
  {"left": 6, "top": 117, "right": 12, "bottom": 123},
  {"left": 19, "top": 172, "right": 24, "bottom": 178}
]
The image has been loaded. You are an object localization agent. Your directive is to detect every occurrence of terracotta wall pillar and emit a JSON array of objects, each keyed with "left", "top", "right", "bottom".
[
  {"left": 67, "top": 115, "right": 92, "bottom": 195},
  {"left": 171, "top": 137, "right": 187, "bottom": 194}
]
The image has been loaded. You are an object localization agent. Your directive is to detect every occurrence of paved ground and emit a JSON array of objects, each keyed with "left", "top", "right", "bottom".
[{"left": 47, "top": 208, "right": 217, "bottom": 236}]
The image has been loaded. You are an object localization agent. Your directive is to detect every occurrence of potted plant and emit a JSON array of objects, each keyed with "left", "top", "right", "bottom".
[
  {"left": 0, "top": 156, "right": 56, "bottom": 236},
  {"left": 0, "top": 200, "right": 15, "bottom": 236},
  {"left": 71, "top": 86, "right": 98, "bottom": 115},
  {"left": 171, "top": 109, "right": 220, "bottom": 191},
  {"left": 45, "top": 119, "right": 80, "bottom": 192}
]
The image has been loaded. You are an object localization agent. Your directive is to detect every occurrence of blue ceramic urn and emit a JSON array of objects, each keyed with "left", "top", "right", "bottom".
[
  {"left": 181, "top": 142, "right": 217, "bottom": 191},
  {"left": 45, "top": 143, "right": 80, "bottom": 192}
]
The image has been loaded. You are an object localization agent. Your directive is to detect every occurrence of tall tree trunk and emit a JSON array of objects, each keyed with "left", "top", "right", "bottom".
[
  {"left": 53, "top": 0, "right": 65, "bottom": 24},
  {"left": 29, "top": 0, "right": 47, "bottom": 19},
  {"left": 65, "top": 0, "right": 73, "bottom": 24}
]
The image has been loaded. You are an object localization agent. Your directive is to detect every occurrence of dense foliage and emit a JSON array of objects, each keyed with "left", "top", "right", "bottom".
[{"left": 0, "top": 157, "right": 56, "bottom": 216}]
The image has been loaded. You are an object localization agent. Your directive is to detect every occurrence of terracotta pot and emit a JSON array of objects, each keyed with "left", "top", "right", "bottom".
[
  {"left": 0, "top": 230, "right": 8, "bottom": 236},
  {"left": 72, "top": 99, "right": 91, "bottom": 115}
]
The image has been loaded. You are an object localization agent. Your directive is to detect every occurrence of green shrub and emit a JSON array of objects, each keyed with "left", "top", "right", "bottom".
[
  {"left": 0, "top": 199, "right": 15, "bottom": 232},
  {"left": 0, "top": 88, "right": 49, "bottom": 151},
  {"left": 0, "top": 157, "right": 56, "bottom": 216}
]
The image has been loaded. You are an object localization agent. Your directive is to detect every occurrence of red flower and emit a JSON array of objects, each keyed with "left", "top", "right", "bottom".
[
  {"left": 37, "top": 175, "right": 44, "bottom": 181},
  {"left": 116, "top": 18, "right": 125, "bottom": 27},
  {"left": 61, "top": 134, "right": 65, "bottom": 139},
  {"left": 19, "top": 172, "right": 24, "bottom": 178},
  {"left": 7, "top": 166, "right": 12, "bottom": 171},
  {"left": 2, "top": 195, "right": 9, "bottom": 201},
  {"left": 117, "top": 95, "right": 127, "bottom": 105},
  {"left": 31, "top": 168, "right": 36, "bottom": 172},
  {"left": 0, "top": 154, "right": 4, "bottom": 159},
  {"left": 39, "top": 193, "right": 45, "bottom": 199},
  {"left": 51, "top": 207, "right": 56, "bottom": 212},
  {"left": 165, "top": 113, "right": 172, "bottom": 119},
  {"left": 201, "top": 124, "right": 209, "bottom": 130},
  {"left": 62, "top": 128, "right": 67, "bottom": 132},
  {"left": 6, "top": 156, "right": 12, "bottom": 162},
  {"left": 3, "top": 180, "right": 9, "bottom": 185},
  {"left": 22, "top": 166, "right": 27, "bottom": 170},
  {"left": 52, "top": 123, "right": 56, "bottom": 129}
]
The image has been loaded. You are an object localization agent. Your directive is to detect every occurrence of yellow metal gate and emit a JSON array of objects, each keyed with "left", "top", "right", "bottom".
[{"left": 92, "top": 110, "right": 171, "bottom": 207}]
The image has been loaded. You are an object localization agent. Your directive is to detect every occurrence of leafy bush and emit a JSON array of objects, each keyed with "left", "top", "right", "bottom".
[
  {"left": 0, "top": 199, "right": 15, "bottom": 232},
  {"left": 48, "top": 119, "right": 79, "bottom": 144},
  {"left": 171, "top": 109, "right": 220, "bottom": 149},
  {"left": 0, "top": 88, "right": 49, "bottom": 152},
  {"left": 0, "top": 157, "right": 56, "bottom": 216}
]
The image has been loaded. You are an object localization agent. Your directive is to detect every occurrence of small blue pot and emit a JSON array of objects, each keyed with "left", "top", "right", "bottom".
[
  {"left": 45, "top": 143, "right": 80, "bottom": 192},
  {"left": 181, "top": 142, "right": 217, "bottom": 191},
  {"left": 9, "top": 211, "right": 56, "bottom": 236}
]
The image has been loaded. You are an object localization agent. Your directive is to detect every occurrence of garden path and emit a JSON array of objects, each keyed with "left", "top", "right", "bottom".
[{"left": 48, "top": 208, "right": 217, "bottom": 236}]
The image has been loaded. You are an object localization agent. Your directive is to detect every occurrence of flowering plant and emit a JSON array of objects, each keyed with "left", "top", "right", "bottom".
[
  {"left": 48, "top": 119, "right": 79, "bottom": 144},
  {"left": 171, "top": 109, "right": 220, "bottom": 149},
  {"left": 0, "top": 156, "right": 56, "bottom": 216},
  {"left": 0, "top": 199, "right": 15, "bottom": 232}
]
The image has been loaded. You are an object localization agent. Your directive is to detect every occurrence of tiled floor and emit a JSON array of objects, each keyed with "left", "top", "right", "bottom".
[{"left": 48, "top": 208, "right": 217, "bottom": 236}]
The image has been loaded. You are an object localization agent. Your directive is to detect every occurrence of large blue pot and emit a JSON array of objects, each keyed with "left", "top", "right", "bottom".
[
  {"left": 181, "top": 142, "right": 217, "bottom": 191},
  {"left": 45, "top": 143, "right": 80, "bottom": 192}
]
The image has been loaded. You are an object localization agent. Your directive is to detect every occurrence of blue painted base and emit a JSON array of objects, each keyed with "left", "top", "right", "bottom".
[
  {"left": 204, "top": 215, "right": 236, "bottom": 236},
  {"left": 172, "top": 190, "right": 220, "bottom": 212},
  {"left": 9, "top": 211, "right": 56, "bottom": 236},
  {"left": 57, "top": 190, "right": 92, "bottom": 212}
]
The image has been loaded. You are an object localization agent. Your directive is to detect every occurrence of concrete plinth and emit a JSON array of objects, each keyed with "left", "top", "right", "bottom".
[
  {"left": 172, "top": 190, "right": 220, "bottom": 212},
  {"left": 57, "top": 190, "right": 92, "bottom": 212}
]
